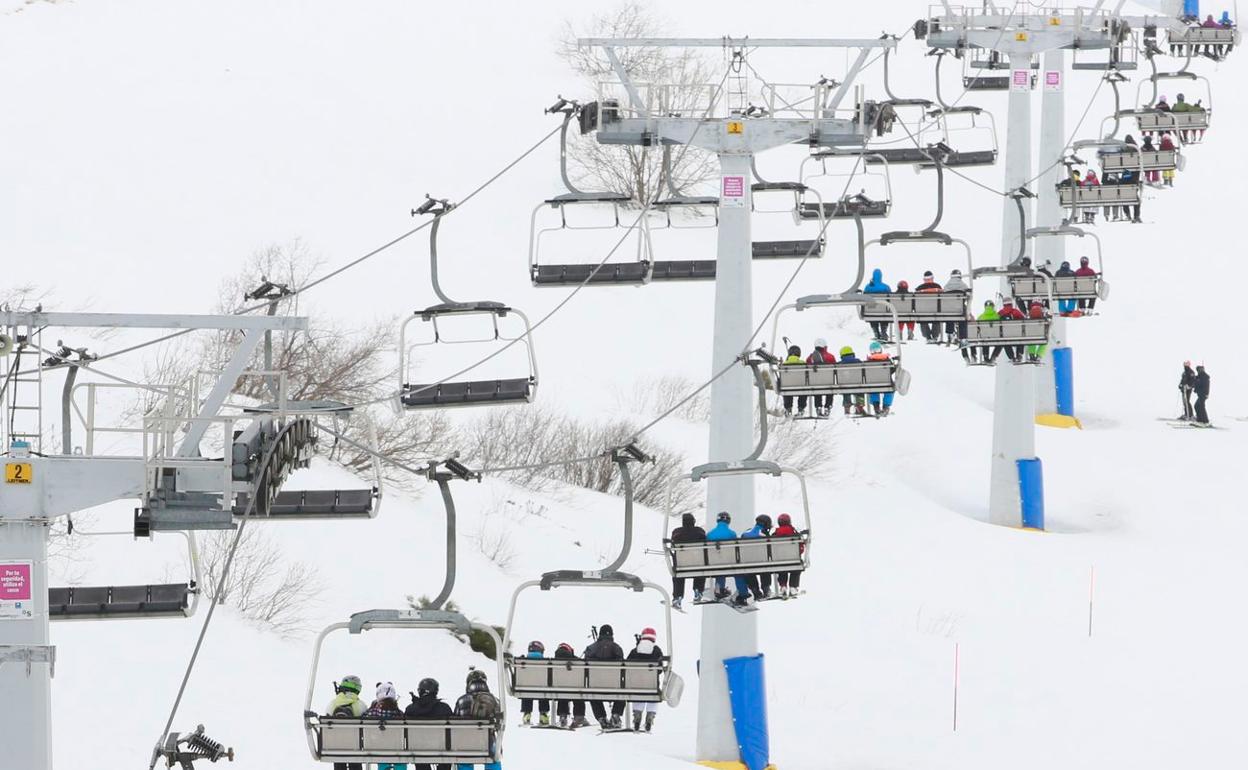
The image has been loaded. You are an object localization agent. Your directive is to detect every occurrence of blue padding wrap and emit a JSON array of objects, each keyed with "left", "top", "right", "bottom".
[
  {"left": 1017, "top": 457, "right": 1045, "bottom": 531},
  {"left": 1053, "top": 347, "right": 1074, "bottom": 417},
  {"left": 724, "top": 654, "right": 770, "bottom": 770}
]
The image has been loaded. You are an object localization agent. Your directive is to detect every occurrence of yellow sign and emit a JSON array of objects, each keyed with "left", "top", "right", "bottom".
[
  {"left": 1049, "top": 16, "right": 1061, "bottom": 26},
  {"left": 5, "top": 463, "right": 32, "bottom": 484},
  {"left": 726, "top": 121, "right": 744, "bottom": 135},
  {"left": 1015, "top": 31, "right": 1029, "bottom": 41}
]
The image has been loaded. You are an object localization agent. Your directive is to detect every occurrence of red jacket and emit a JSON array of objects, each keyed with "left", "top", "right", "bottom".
[
  {"left": 773, "top": 523, "right": 804, "bottom": 554},
  {"left": 806, "top": 349, "right": 836, "bottom": 365},
  {"left": 1074, "top": 266, "right": 1097, "bottom": 277},
  {"left": 998, "top": 306, "right": 1025, "bottom": 320},
  {"left": 1028, "top": 304, "right": 1046, "bottom": 320},
  {"left": 916, "top": 281, "right": 942, "bottom": 293}
]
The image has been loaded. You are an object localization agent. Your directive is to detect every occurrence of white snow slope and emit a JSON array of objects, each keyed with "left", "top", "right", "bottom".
[{"left": 3, "top": 1, "right": 1246, "bottom": 769}]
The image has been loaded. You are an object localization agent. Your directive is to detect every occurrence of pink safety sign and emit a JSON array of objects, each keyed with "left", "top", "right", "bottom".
[{"left": 0, "top": 562, "right": 31, "bottom": 601}]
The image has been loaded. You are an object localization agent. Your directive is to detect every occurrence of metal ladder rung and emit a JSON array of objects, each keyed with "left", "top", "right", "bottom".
[{"left": 9, "top": 405, "right": 40, "bottom": 411}]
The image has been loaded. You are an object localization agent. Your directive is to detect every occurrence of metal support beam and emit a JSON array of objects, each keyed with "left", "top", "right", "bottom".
[
  {"left": 827, "top": 47, "right": 871, "bottom": 113},
  {"left": 1035, "top": 48, "right": 1068, "bottom": 416},
  {"left": 988, "top": 55, "right": 1039, "bottom": 527},
  {"left": 579, "top": 37, "right": 897, "bottom": 49},
  {"left": 177, "top": 330, "right": 264, "bottom": 458},
  {"left": 1, "top": 311, "right": 306, "bottom": 332},
  {"left": 697, "top": 150, "right": 759, "bottom": 763},
  {"left": 0, "top": 518, "right": 53, "bottom": 770}
]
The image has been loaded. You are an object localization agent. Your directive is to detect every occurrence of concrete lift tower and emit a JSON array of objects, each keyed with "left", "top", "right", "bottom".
[
  {"left": 925, "top": 3, "right": 1135, "bottom": 525},
  {"left": 0, "top": 310, "right": 346, "bottom": 770},
  {"left": 574, "top": 35, "right": 894, "bottom": 764}
]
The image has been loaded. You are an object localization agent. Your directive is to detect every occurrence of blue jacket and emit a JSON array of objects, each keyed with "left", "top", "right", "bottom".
[
  {"left": 841, "top": 353, "right": 861, "bottom": 363},
  {"left": 864, "top": 268, "right": 891, "bottom": 294},
  {"left": 525, "top": 650, "right": 543, "bottom": 660},
  {"left": 741, "top": 524, "right": 766, "bottom": 539},
  {"left": 706, "top": 521, "right": 737, "bottom": 541}
]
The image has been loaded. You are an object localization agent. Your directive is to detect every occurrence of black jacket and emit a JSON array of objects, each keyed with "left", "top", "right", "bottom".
[
  {"left": 1180, "top": 365, "right": 1197, "bottom": 390},
  {"left": 405, "top": 694, "right": 453, "bottom": 719},
  {"left": 584, "top": 635, "right": 624, "bottom": 661},
  {"left": 671, "top": 524, "right": 707, "bottom": 543},
  {"left": 1195, "top": 369, "right": 1210, "bottom": 398}
]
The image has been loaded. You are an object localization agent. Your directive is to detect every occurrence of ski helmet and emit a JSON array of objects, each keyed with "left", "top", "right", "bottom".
[
  {"left": 777, "top": 513, "right": 792, "bottom": 526},
  {"left": 814, "top": 337, "right": 828, "bottom": 349},
  {"left": 339, "top": 675, "right": 362, "bottom": 694},
  {"left": 1080, "top": 256, "right": 1090, "bottom": 265},
  {"left": 984, "top": 300, "right": 995, "bottom": 308},
  {"left": 375, "top": 681, "right": 398, "bottom": 701},
  {"left": 528, "top": 640, "right": 545, "bottom": 654},
  {"left": 417, "top": 677, "right": 439, "bottom": 697},
  {"left": 716, "top": 511, "right": 731, "bottom": 523},
  {"left": 599, "top": 624, "right": 615, "bottom": 638},
  {"left": 923, "top": 270, "right": 934, "bottom": 279},
  {"left": 466, "top": 669, "right": 488, "bottom": 689},
  {"left": 839, "top": 345, "right": 854, "bottom": 357},
  {"left": 897, "top": 280, "right": 909, "bottom": 291},
  {"left": 557, "top": 642, "right": 575, "bottom": 656},
  {"left": 639, "top": 627, "right": 657, "bottom": 642},
  {"left": 788, "top": 344, "right": 801, "bottom": 357},
  {"left": 869, "top": 341, "right": 883, "bottom": 353},
  {"left": 755, "top": 514, "right": 773, "bottom": 530}
]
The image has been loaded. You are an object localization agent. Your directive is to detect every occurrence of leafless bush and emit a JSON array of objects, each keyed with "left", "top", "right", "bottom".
[
  {"left": 324, "top": 407, "right": 454, "bottom": 490},
  {"left": 557, "top": 2, "right": 719, "bottom": 204},
  {"left": 200, "top": 527, "right": 323, "bottom": 638},
  {"left": 470, "top": 509, "right": 518, "bottom": 573},
  {"left": 765, "top": 419, "right": 834, "bottom": 478},
  {"left": 623, "top": 375, "right": 710, "bottom": 423}
]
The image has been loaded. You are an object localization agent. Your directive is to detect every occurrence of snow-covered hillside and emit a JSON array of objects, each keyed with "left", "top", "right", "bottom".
[{"left": 4, "top": 1, "right": 1247, "bottom": 769}]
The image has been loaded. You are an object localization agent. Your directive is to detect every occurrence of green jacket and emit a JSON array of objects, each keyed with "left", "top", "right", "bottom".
[
  {"left": 977, "top": 306, "right": 1000, "bottom": 321},
  {"left": 783, "top": 354, "right": 804, "bottom": 365},
  {"left": 326, "top": 692, "right": 366, "bottom": 717}
]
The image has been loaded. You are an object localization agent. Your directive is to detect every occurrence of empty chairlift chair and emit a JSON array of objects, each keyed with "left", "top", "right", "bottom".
[
  {"left": 749, "top": 161, "right": 828, "bottom": 260},
  {"left": 502, "top": 571, "right": 683, "bottom": 708},
  {"left": 529, "top": 98, "right": 652, "bottom": 286},
  {"left": 48, "top": 530, "right": 201, "bottom": 620},
  {"left": 303, "top": 609, "right": 506, "bottom": 767},
  {"left": 402, "top": 199, "right": 539, "bottom": 409},
  {"left": 662, "top": 460, "right": 813, "bottom": 585},
  {"left": 797, "top": 152, "right": 893, "bottom": 220},
  {"left": 647, "top": 144, "right": 720, "bottom": 282}
]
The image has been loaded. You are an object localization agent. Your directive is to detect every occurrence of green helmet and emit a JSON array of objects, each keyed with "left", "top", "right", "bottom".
[{"left": 338, "top": 675, "right": 362, "bottom": 694}]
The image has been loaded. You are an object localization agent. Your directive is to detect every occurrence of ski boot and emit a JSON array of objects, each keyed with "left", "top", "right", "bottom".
[
  {"left": 644, "top": 712, "right": 656, "bottom": 732},
  {"left": 539, "top": 713, "right": 550, "bottom": 726},
  {"left": 672, "top": 596, "right": 682, "bottom": 610},
  {"left": 693, "top": 590, "right": 704, "bottom": 603},
  {"left": 558, "top": 714, "right": 569, "bottom": 728},
  {"left": 571, "top": 716, "right": 590, "bottom": 729},
  {"left": 609, "top": 715, "right": 623, "bottom": 730},
  {"left": 632, "top": 710, "right": 643, "bottom": 732},
  {"left": 522, "top": 712, "right": 532, "bottom": 726}
]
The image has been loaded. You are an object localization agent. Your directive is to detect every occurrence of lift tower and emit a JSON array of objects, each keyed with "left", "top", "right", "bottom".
[
  {"left": 925, "top": 4, "right": 1128, "bottom": 525},
  {"left": 575, "top": 35, "right": 893, "bottom": 764}
]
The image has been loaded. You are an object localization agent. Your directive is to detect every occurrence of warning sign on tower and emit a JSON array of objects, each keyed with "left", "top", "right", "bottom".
[{"left": 0, "top": 561, "right": 34, "bottom": 620}]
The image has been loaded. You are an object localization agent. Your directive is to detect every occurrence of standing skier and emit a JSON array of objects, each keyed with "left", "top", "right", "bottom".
[
  {"left": 1194, "top": 365, "right": 1211, "bottom": 426},
  {"left": 1178, "top": 361, "right": 1198, "bottom": 420}
]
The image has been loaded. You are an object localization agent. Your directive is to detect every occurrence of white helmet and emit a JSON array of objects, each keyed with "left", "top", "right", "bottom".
[{"left": 814, "top": 338, "right": 828, "bottom": 349}]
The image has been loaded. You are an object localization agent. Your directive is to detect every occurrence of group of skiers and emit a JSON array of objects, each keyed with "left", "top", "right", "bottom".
[
  {"left": 864, "top": 267, "right": 970, "bottom": 348},
  {"left": 323, "top": 670, "right": 501, "bottom": 770},
  {"left": 1144, "top": 95, "right": 1208, "bottom": 144},
  {"left": 781, "top": 337, "right": 894, "bottom": 418},
  {"left": 669, "top": 511, "right": 805, "bottom": 610},
  {"left": 1173, "top": 12, "right": 1237, "bottom": 58},
  {"left": 1178, "top": 360, "right": 1213, "bottom": 425},
  {"left": 1017, "top": 256, "right": 1099, "bottom": 317},
  {"left": 515, "top": 626, "right": 664, "bottom": 733}
]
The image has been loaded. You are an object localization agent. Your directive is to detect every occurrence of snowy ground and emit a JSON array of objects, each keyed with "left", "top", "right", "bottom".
[{"left": 4, "top": 0, "right": 1247, "bottom": 768}]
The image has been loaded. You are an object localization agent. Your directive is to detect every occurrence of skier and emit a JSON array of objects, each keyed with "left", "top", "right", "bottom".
[
  {"left": 865, "top": 341, "right": 894, "bottom": 416},
  {"left": 996, "top": 300, "right": 1026, "bottom": 363},
  {"left": 1025, "top": 302, "right": 1048, "bottom": 363},
  {"left": 915, "top": 271, "right": 942, "bottom": 342},
  {"left": 325, "top": 675, "right": 366, "bottom": 770},
  {"left": 706, "top": 512, "right": 740, "bottom": 600},
  {"left": 626, "top": 628, "right": 664, "bottom": 732},
  {"left": 773, "top": 513, "right": 804, "bottom": 597},
  {"left": 894, "top": 280, "right": 916, "bottom": 341},
  {"left": 1179, "top": 360, "right": 1198, "bottom": 420},
  {"left": 518, "top": 641, "right": 550, "bottom": 726},
  {"left": 1054, "top": 261, "right": 1078, "bottom": 316},
  {"left": 739, "top": 514, "right": 772, "bottom": 604},
  {"left": 1158, "top": 132, "right": 1177, "bottom": 186},
  {"left": 839, "top": 346, "right": 867, "bottom": 415},
  {"left": 553, "top": 642, "right": 589, "bottom": 728},
  {"left": 806, "top": 338, "right": 837, "bottom": 417},
  {"left": 1081, "top": 169, "right": 1101, "bottom": 224},
  {"left": 781, "top": 345, "right": 808, "bottom": 418},
  {"left": 863, "top": 268, "right": 893, "bottom": 340},
  {"left": 583, "top": 625, "right": 626, "bottom": 729},
  {"left": 365, "top": 683, "right": 408, "bottom": 770},
  {"left": 974, "top": 300, "right": 999, "bottom": 365},
  {"left": 944, "top": 269, "right": 971, "bottom": 348},
  {"left": 454, "top": 670, "right": 502, "bottom": 770},
  {"left": 1074, "top": 256, "right": 1098, "bottom": 313},
  {"left": 1194, "top": 364, "right": 1211, "bottom": 425},
  {"left": 668, "top": 512, "right": 707, "bottom": 609},
  {"left": 405, "top": 678, "right": 454, "bottom": 770}
]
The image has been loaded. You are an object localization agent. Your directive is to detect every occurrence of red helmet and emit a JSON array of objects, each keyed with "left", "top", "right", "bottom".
[
  {"left": 897, "top": 280, "right": 910, "bottom": 290},
  {"left": 639, "top": 627, "right": 657, "bottom": 642},
  {"left": 528, "top": 640, "right": 545, "bottom": 654},
  {"left": 557, "top": 642, "right": 574, "bottom": 655},
  {"left": 777, "top": 513, "right": 792, "bottom": 526}
]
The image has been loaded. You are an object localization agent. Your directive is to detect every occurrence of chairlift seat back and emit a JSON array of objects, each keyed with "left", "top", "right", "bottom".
[
  {"left": 650, "top": 260, "right": 717, "bottom": 281},
  {"left": 1058, "top": 184, "right": 1141, "bottom": 208},
  {"left": 311, "top": 717, "right": 497, "bottom": 764},
  {"left": 508, "top": 658, "right": 667, "bottom": 702},
  {"left": 798, "top": 199, "right": 890, "bottom": 220},
  {"left": 752, "top": 240, "right": 823, "bottom": 259},
  {"left": 776, "top": 360, "right": 897, "bottom": 396},
  {"left": 932, "top": 150, "right": 997, "bottom": 168},
  {"left": 1171, "top": 27, "right": 1238, "bottom": 45},
  {"left": 863, "top": 148, "right": 931, "bottom": 165},
  {"left": 666, "top": 535, "right": 806, "bottom": 580},
  {"left": 1134, "top": 110, "right": 1209, "bottom": 132},
  {"left": 1010, "top": 275, "right": 1100, "bottom": 301},
  {"left": 532, "top": 262, "right": 649, "bottom": 286},
  {"left": 964, "top": 318, "right": 1051, "bottom": 346},
  {"left": 964, "top": 76, "right": 1011, "bottom": 91},
  {"left": 401, "top": 378, "right": 534, "bottom": 408},
  {"left": 859, "top": 293, "right": 970, "bottom": 322},
  {"left": 49, "top": 582, "right": 192, "bottom": 619},
  {"left": 1101, "top": 149, "right": 1178, "bottom": 172}
]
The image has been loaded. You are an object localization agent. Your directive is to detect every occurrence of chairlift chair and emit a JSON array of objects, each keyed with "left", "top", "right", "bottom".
[
  {"left": 661, "top": 460, "right": 814, "bottom": 581},
  {"left": 858, "top": 231, "right": 976, "bottom": 328},
  {"left": 1010, "top": 225, "right": 1110, "bottom": 310},
  {"left": 401, "top": 199, "right": 538, "bottom": 409},
  {"left": 303, "top": 609, "right": 506, "bottom": 767},
  {"left": 798, "top": 152, "right": 893, "bottom": 220},
  {"left": 749, "top": 160, "right": 828, "bottom": 260},
  {"left": 962, "top": 265, "right": 1054, "bottom": 363},
  {"left": 48, "top": 530, "right": 201, "bottom": 620},
  {"left": 646, "top": 145, "right": 721, "bottom": 282},
  {"left": 961, "top": 50, "right": 1034, "bottom": 91},
  {"left": 501, "top": 571, "right": 682, "bottom": 706},
  {"left": 1057, "top": 139, "right": 1145, "bottom": 217},
  {"left": 923, "top": 107, "right": 999, "bottom": 168},
  {"left": 1167, "top": 24, "right": 1240, "bottom": 61},
  {"left": 1125, "top": 56, "right": 1213, "bottom": 143},
  {"left": 529, "top": 98, "right": 652, "bottom": 286}
]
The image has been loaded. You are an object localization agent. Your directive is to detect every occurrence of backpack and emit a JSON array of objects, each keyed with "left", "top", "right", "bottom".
[
  {"left": 466, "top": 691, "right": 500, "bottom": 719},
  {"left": 332, "top": 703, "right": 357, "bottom": 718}
]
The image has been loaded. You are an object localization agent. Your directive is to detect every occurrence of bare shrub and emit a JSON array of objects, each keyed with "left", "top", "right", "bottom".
[
  {"left": 623, "top": 375, "right": 710, "bottom": 423},
  {"left": 471, "top": 508, "right": 518, "bottom": 573},
  {"left": 765, "top": 419, "right": 834, "bottom": 478},
  {"left": 556, "top": 2, "right": 719, "bottom": 204},
  {"left": 200, "top": 527, "right": 323, "bottom": 638}
]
